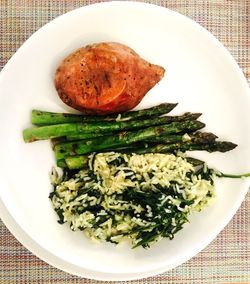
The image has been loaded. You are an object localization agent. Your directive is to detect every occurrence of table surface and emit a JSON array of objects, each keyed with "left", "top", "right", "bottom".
[{"left": 0, "top": 1, "right": 249, "bottom": 283}]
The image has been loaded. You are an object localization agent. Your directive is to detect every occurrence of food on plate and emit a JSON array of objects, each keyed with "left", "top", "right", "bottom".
[
  {"left": 23, "top": 103, "right": 238, "bottom": 169},
  {"left": 59, "top": 133, "right": 236, "bottom": 170},
  {"left": 23, "top": 104, "right": 188, "bottom": 142},
  {"left": 23, "top": 103, "right": 249, "bottom": 248},
  {"left": 23, "top": 113, "right": 203, "bottom": 143},
  {"left": 20, "top": 38, "right": 249, "bottom": 249},
  {"left": 50, "top": 152, "right": 216, "bottom": 248},
  {"left": 54, "top": 122, "right": 236, "bottom": 161},
  {"left": 54, "top": 42, "right": 165, "bottom": 115},
  {"left": 31, "top": 103, "right": 177, "bottom": 125}
]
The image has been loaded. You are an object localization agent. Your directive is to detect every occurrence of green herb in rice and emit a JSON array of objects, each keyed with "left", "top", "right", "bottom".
[{"left": 50, "top": 152, "right": 216, "bottom": 248}]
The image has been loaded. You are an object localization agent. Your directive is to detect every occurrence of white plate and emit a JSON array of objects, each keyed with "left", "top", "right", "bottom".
[{"left": 0, "top": 1, "right": 249, "bottom": 280}]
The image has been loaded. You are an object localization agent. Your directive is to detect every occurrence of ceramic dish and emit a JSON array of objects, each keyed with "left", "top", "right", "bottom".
[{"left": 0, "top": 1, "right": 249, "bottom": 280}]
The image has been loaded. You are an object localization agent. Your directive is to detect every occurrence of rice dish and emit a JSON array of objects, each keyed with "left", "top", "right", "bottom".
[{"left": 50, "top": 152, "right": 216, "bottom": 248}]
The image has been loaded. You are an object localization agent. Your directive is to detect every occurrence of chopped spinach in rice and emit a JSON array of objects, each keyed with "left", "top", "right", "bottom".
[{"left": 49, "top": 152, "right": 216, "bottom": 248}]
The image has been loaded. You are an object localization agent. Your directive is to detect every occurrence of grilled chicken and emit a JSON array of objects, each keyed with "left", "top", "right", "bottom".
[{"left": 54, "top": 42, "right": 165, "bottom": 115}]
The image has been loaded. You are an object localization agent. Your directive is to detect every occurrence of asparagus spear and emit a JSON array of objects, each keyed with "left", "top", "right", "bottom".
[
  {"left": 57, "top": 140, "right": 147, "bottom": 168},
  {"left": 57, "top": 136, "right": 227, "bottom": 169},
  {"left": 23, "top": 123, "right": 80, "bottom": 143},
  {"left": 54, "top": 120, "right": 205, "bottom": 160},
  {"left": 23, "top": 112, "right": 201, "bottom": 143},
  {"left": 61, "top": 141, "right": 236, "bottom": 170},
  {"left": 60, "top": 143, "right": 148, "bottom": 169},
  {"left": 31, "top": 103, "right": 178, "bottom": 126},
  {"left": 129, "top": 141, "right": 237, "bottom": 154},
  {"left": 145, "top": 132, "right": 218, "bottom": 144},
  {"left": 93, "top": 132, "right": 217, "bottom": 154},
  {"left": 31, "top": 109, "right": 101, "bottom": 125},
  {"left": 67, "top": 112, "right": 201, "bottom": 142},
  {"left": 64, "top": 112, "right": 201, "bottom": 141}
]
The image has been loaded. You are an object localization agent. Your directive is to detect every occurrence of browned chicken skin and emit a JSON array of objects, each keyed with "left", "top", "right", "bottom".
[{"left": 54, "top": 42, "right": 165, "bottom": 115}]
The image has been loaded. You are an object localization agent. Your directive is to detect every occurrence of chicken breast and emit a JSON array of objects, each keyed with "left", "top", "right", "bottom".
[{"left": 54, "top": 42, "right": 165, "bottom": 115}]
